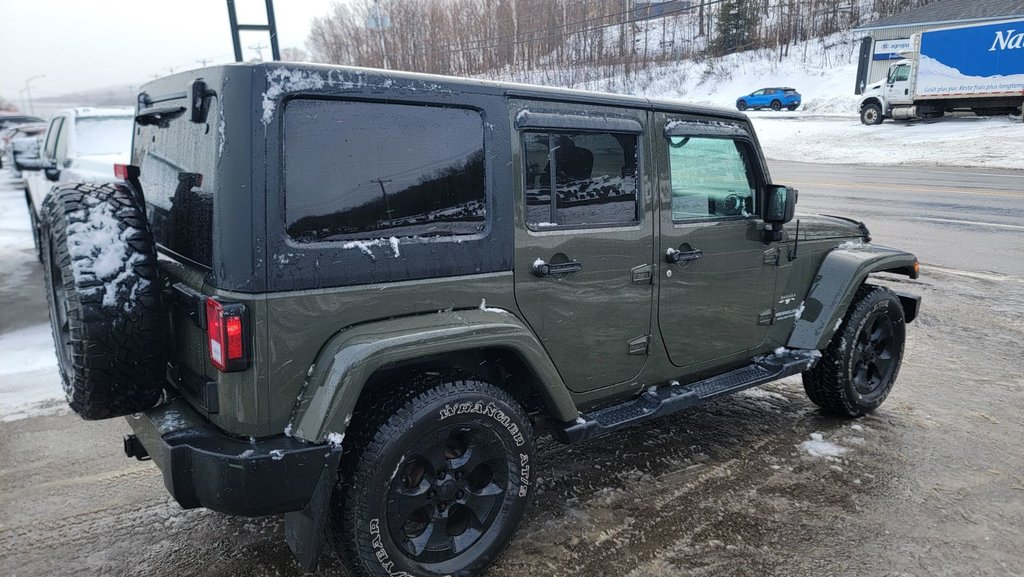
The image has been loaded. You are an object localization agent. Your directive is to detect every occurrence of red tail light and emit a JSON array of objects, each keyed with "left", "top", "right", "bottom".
[
  {"left": 206, "top": 298, "right": 248, "bottom": 372},
  {"left": 113, "top": 163, "right": 139, "bottom": 180}
]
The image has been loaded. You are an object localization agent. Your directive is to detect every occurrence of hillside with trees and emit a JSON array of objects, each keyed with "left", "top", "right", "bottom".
[{"left": 308, "top": 0, "right": 934, "bottom": 87}]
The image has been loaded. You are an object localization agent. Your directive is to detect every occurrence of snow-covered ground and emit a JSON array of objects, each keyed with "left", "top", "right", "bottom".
[{"left": 0, "top": 170, "right": 65, "bottom": 422}]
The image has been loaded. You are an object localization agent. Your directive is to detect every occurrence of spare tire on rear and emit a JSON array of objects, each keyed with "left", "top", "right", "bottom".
[{"left": 41, "top": 182, "right": 166, "bottom": 420}]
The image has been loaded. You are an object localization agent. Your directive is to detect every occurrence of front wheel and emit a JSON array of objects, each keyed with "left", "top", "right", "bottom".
[
  {"left": 802, "top": 284, "right": 906, "bottom": 417},
  {"left": 736, "top": 101, "right": 748, "bottom": 111},
  {"left": 861, "top": 103, "right": 884, "bottom": 125},
  {"left": 333, "top": 377, "right": 535, "bottom": 577}
]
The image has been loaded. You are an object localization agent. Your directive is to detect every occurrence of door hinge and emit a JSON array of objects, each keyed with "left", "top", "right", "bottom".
[
  {"left": 758, "top": 309, "right": 775, "bottom": 326},
  {"left": 628, "top": 335, "right": 651, "bottom": 356},
  {"left": 630, "top": 264, "right": 653, "bottom": 284}
]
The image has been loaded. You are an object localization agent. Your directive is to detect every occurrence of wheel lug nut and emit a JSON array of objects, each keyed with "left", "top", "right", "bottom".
[{"left": 456, "top": 490, "right": 465, "bottom": 499}]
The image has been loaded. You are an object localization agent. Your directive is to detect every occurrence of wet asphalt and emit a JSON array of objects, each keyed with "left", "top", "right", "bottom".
[{"left": 1, "top": 162, "right": 1023, "bottom": 577}]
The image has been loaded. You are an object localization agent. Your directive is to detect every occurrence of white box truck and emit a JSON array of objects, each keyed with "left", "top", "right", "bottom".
[{"left": 859, "top": 17, "right": 1024, "bottom": 125}]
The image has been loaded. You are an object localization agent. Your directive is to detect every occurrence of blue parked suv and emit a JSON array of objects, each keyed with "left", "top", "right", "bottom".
[{"left": 736, "top": 87, "right": 801, "bottom": 111}]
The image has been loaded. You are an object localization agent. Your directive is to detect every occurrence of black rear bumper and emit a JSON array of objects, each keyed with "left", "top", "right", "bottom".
[{"left": 126, "top": 398, "right": 340, "bottom": 517}]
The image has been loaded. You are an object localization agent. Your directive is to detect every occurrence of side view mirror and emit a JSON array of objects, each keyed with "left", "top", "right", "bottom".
[
  {"left": 764, "top": 185, "right": 797, "bottom": 225},
  {"left": 14, "top": 156, "right": 54, "bottom": 172}
]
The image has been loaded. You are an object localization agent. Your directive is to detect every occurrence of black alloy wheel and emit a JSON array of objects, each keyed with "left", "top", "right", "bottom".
[
  {"left": 851, "top": 311, "right": 898, "bottom": 399},
  {"left": 802, "top": 284, "right": 907, "bottom": 417},
  {"left": 387, "top": 423, "right": 509, "bottom": 562},
  {"left": 333, "top": 377, "right": 535, "bottom": 577}
]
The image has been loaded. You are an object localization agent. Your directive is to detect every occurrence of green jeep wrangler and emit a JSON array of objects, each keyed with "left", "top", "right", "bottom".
[{"left": 39, "top": 63, "right": 921, "bottom": 577}]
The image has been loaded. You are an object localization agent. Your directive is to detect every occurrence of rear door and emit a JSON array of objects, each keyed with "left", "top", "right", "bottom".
[
  {"left": 511, "top": 101, "right": 654, "bottom": 393},
  {"left": 655, "top": 113, "right": 779, "bottom": 370}
]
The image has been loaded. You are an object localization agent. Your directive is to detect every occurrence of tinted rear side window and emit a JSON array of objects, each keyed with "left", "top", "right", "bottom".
[
  {"left": 284, "top": 99, "right": 486, "bottom": 243},
  {"left": 523, "top": 130, "right": 639, "bottom": 229}
]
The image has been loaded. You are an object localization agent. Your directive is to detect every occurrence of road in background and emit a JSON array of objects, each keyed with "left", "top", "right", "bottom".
[
  {"left": 772, "top": 160, "right": 1024, "bottom": 277},
  {"left": 2, "top": 163, "right": 1023, "bottom": 577}
]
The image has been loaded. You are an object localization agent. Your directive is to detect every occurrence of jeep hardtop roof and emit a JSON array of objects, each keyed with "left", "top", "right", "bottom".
[{"left": 141, "top": 61, "right": 750, "bottom": 123}]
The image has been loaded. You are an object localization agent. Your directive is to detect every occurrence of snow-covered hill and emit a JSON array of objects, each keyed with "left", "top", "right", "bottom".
[{"left": 499, "top": 35, "right": 1023, "bottom": 170}]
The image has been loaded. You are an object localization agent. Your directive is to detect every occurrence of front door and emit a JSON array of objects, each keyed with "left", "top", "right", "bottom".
[
  {"left": 512, "top": 102, "right": 654, "bottom": 393},
  {"left": 655, "top": 113, "right": 779, "bottom": 370},
  {"left": 885, "top": 62, "right": 913, "bottom": 104}
]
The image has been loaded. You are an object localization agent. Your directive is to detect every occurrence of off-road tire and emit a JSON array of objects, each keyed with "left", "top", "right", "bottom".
[
  {"left": 770, "top": 100, "right": 783, "bottom": 111},
  {"left": 736, "top": 101, "right": 748, "bottom": 111},
  {"left": 802, "top": 284, "right": 906, "bottom": 417},
  {"left": 40, "top": 182, "right": 166, "bottom": 420},
  {"left": 861, "top": 103, "right": 884, "bottom": 125},
  {"left": 333, "top": 376, "right": 535, "bottom": 577}
]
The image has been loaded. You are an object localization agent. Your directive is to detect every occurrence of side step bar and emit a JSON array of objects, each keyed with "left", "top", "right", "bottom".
[{"left": 553, "top": 350, "right": 820, "bottom": 444}]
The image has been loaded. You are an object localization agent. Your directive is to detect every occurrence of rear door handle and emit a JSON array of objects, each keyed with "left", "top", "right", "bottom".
[
  {"left": 533, "top": 259, "right": 583, "bottom": 277},
  {"left": 666, "top": 248, "right": 703, "bottom": 264}
]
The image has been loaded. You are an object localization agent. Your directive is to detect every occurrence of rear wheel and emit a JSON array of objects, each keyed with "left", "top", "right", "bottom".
[
  {"left": 802, "top": 284, "right": 906, "bottom": 417},
  {"left": 770, "top": 100, "right": 782, "bottom": 111},
  {"left": 333, "top": 377, "right": 535, "bottom": 577}
]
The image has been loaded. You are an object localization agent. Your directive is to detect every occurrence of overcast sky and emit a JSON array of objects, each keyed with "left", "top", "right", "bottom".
[{"left": 0, "top": 0, "right": 339, "bottom": 105}]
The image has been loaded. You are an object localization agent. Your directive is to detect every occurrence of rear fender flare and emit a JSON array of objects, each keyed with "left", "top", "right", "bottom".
[
  {"left": 289, "top": 309, "right": 577, "bottom": 442},
  {"left": 787, "top": 244, "right": 919, "bottom": 351}
]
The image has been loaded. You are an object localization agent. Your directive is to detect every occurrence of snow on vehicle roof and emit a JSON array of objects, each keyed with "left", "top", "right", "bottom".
[{"left": 58, "top": 107, "right": 134, "bottom": 119}]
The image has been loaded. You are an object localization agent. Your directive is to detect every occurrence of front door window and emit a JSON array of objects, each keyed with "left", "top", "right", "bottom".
[{"left": 667, "top": 136, "right": 756, "bottom": 221}]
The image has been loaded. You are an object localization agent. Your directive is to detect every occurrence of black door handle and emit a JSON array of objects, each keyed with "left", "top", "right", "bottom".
[
  {"left": 666, "top": 248, "right": 703, "bottom": 264},
  {"left": 533, "top": 259, "right": 583, "bottom": 277}
]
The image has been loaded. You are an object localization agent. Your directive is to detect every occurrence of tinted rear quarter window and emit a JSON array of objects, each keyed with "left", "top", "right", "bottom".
[{"left": 284, "top": 99, "right": 486, "bottom": 243}]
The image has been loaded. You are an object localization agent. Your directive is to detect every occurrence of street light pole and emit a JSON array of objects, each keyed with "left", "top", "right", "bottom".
[{"left": 24, "top": 75, "right": 45, "bottom": 116}]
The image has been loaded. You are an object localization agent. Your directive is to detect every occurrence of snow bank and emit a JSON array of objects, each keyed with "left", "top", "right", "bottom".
[
  {"left": 751, "top": 114, "right": 1024, "bottom": 170},
  {"left": 0, "top": 173, "right": 65, "bottom": 421},
  {"left": 0, "top": 324, "right": 64, "bottom": 422},
  {"left": 495, "top": 34, "right": 1024, "bottom": 170}
]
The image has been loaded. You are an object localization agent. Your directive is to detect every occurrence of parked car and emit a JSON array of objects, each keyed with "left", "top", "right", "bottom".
[
  {"left": 19, "top": 107, "right": 133, "bottom": 255},
  {"left": 39, "top": 63, "right": 920, "bottom": 577},
  {"left": 736, "top": 87, "right": 802, "bottom": 111},
  {"left": 2, "top": 122, "right": 47, "bottom": 173},
  {"left": 0, "top": 113, "right": 45, "bottom": 131}
]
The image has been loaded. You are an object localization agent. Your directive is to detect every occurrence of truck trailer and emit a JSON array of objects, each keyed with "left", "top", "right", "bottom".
[{"left": 859, "top": 17, "right": 1024, "bottom": 125}]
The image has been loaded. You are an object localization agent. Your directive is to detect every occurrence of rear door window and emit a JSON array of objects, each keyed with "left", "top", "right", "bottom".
[
  {"left": 284, "top": 100, "right": 486, "bottom": 243},
  {"left": 523, "top": 131, "right": 639, "bottom": 229}
]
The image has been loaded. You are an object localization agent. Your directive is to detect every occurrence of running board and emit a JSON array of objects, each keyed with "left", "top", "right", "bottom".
[{"left": 553, "top": 351, "right": 819, "bottom": 444}]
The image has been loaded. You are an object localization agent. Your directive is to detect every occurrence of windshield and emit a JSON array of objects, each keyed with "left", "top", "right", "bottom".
[{"left": 74, "top": 116, "right": 133, "bottom": 156}]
